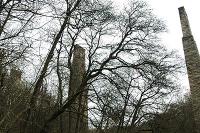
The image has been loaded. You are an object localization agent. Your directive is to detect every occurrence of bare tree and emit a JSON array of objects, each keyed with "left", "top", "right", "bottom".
[
  {"left": 0, "top": 0, "right": 183, "bottom": 133},
  {"left": 39, "top": 0, "right": 182, "bottom": 132}
]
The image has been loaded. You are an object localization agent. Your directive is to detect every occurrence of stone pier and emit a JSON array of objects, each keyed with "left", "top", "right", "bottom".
[
  {"left": 68, "top": 45, "right": 88, "bottom": 133},
  {"left": 179, "top": 6, "right": 200, "bottom": 133}
]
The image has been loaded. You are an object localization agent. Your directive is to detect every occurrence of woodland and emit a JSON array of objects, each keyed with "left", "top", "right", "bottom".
[{"left": 0, "top": 0, "right": 193, "bottom": 133}]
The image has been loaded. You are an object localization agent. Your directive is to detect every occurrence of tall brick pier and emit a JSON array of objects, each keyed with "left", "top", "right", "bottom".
[{"left": 179, "top": 6, "right": 200, "bottom": 132}]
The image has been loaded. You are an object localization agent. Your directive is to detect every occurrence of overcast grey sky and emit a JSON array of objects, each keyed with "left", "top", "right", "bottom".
[
  {"left": 113, "top": 0, "right": 200, "bottom": 54},
  {"left": 112, "top": 0, "right": 200, "bottom": 94},
  {"left": 146, "top": 0, "right": 200, "bottom": 53}
]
